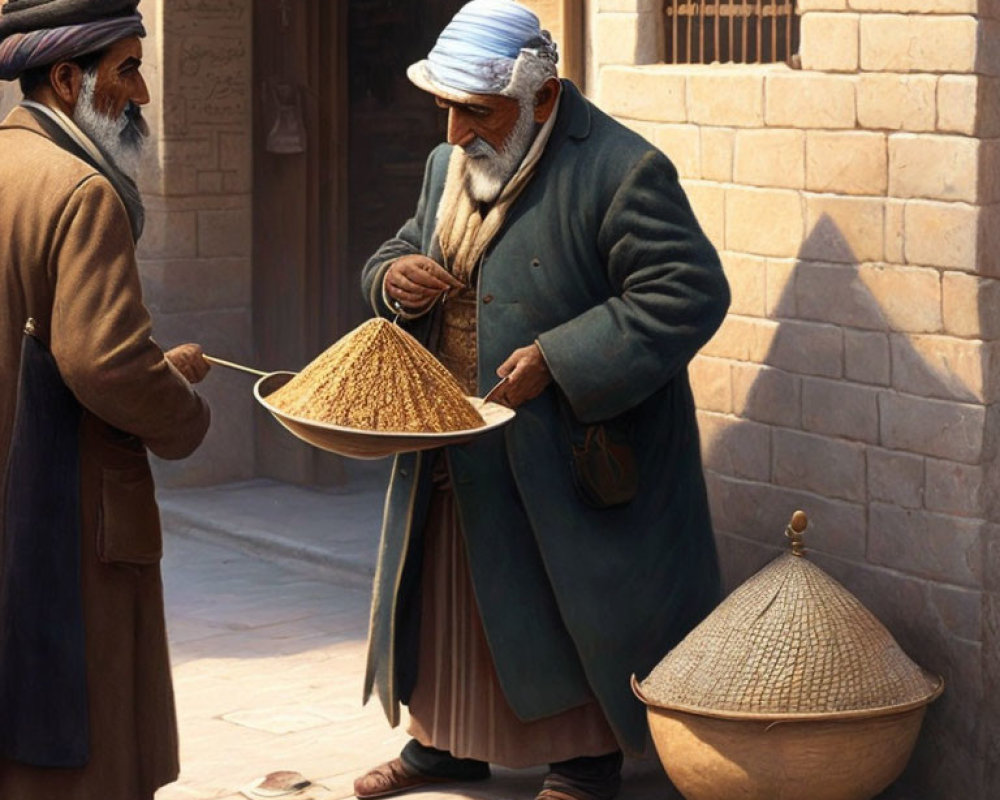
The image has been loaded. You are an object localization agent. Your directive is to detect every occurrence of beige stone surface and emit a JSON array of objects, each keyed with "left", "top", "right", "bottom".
[
  {"left": 198, "top": 208, "right": 253, "bottom": 258},
  {"left": 733, "top": 128, "right": 805, "bottom": 190},
  {"left": 139, "top": 209, "right": 199, "bottom": 260},
  {"left": 802, "top": 195, "right": 885, "bottom": 264},
  {"left": 682, "top": 180, "right": 725, "bottom": 249},
  {"left": 698, "top": 411, "right": 772, "bottom": 481},
  {"left": 689, "top": 355, "right": 732, "bottom": 413},
  {"left": 597, "top": 66, "right": 686, "bottom": 122},
  {"left": 794, "top": 261, "right": 887, "bottom": 329},
  {"left": 652, "top": 124, "right": 700, "bottom": 177},
  {"left": 858, "top": 263, "right": 943, "bottom": 332},
  {"left": 799, "top": 0, "right": 848, "bottom": 9},
  {"left": 700, "top": 127, "right": 735, "bottom": 182},
  {"left": 879, "top": 392, "right": 985, "bottom": 463},
  {"left": 766, "top": 319, "right": 844, "bottom": 378},
  {"left": 765, "top": 258, "right": 798, "bottom": 317},
  {"left": 849, "top": 0, "right": 976, "bottom": 10},
  {"left": 845, "top": 329, "right": 891, "bottom": 385},
  {"left": 597, "top": 0, "right": 661, "bottom": 10},
  {"left": 701, "top": 315, "right": 779, "bottom": 361},
  {"left": 720, "top": 252, "right": 768, "bottom": 316},
  {"left": 687, "top": 70, "right": 767, "bottom": 127},
  {"left": 867, "top": 447, "right": 924, "bottom": 508},
  {"left": 891, "top": 333, "right": 988, "bottom": 402},
  {"left": 593, "top": 12, "right": 642, "bottom": 67},
  {"left": 938, "top": 75, "right": 979, "bottom": 136},
  {"left": 765, "top": 72, "right": 856, "bottom": 129},
  {"left": 860, "top": 14, "right": 978, "bottom": 73},
  {"left": 885, "top": 199, "right": 906, "bottom": 264},
  {"left": 141, "top": 258, "right": 252, "bottom": 314},
  {"left": 732, "top": 363, "right": 802, "bottom": 426},
  {"left": 806, "top": 131, "right": 888, "bottom": 196},
  {"left": 925, "top": 458, "right": 986, "bottom": 516},
  {"left": 725, "top": 186, "right": 804, "bottom": 258},
  {"left": 801, "top": 377, "right": 880, "bottom": 442},
  {"left": 773, "top": 428, "right": 866, "bottom": 502},
  {"left": 943, "top": 273, "right": 1000, "bottom": 338},
  {"left": 889, "top": 134, "right": 980, "bottom": 203},
  {"left": 904, "top": 200, "right": 978, "bottom": 271},
  {"left": 800, "top": 13, "right": 860, "bottom": 72},
  {"left": 856, "top": 73, "right": 936, "bottom": 132}
]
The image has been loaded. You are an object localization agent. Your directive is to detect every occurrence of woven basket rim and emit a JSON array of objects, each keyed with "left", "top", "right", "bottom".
[{"left": 631, "top": 674, "right": 944, "bottom": 722}]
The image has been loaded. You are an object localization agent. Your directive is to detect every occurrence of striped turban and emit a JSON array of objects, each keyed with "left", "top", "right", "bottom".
[
  {"left": 0, "top": 0, "right": 144, "bottom": 81},
  {"left": 407, "top": 0, "right": 558, "bottom": 103}
]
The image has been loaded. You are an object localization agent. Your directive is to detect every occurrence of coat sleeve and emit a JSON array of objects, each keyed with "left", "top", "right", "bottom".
[
  {"left": 535, "top": 150, "right": 730, "bottom": 423},
  {"left": 49, "top": 176, "right": 210, "bottom": 460}
]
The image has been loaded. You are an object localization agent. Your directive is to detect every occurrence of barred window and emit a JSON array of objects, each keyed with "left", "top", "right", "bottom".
[{"left": 664, "top": 0, "right": 800, "bottom": 65}]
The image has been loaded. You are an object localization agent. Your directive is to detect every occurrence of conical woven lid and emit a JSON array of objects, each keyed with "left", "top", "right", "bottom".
[{"left": 639, "top": 516, "right": 942, "bottom": 719}]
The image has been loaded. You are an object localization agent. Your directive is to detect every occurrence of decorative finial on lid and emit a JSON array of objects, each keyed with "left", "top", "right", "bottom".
[{"left": 785, "top": 510, "right": 808, "bottom": 557}]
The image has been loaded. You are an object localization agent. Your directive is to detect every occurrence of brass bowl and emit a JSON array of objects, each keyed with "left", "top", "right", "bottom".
[
  {"left": 633, "top": 677, "right": 942, "bottom": 800},
  {"left": 253, "top": 371, "right": 516, "bottom": 460}
]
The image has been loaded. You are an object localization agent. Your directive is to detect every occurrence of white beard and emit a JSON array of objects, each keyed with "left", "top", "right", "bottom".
[
  {"left": 72, "top": 71, "right": 146, "bottom": 181},
  {"left": 463, "top": 98, "right": 536, "bottom": 205}
]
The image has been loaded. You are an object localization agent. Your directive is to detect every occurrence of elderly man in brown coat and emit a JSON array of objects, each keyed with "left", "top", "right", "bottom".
[{"left": 0, "top": 1, "right": 211, "bottom": 798}]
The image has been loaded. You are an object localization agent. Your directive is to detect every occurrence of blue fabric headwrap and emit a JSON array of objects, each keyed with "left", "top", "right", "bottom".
[{"left": 408, "top": 0, "right": 557, "bottom": 100}]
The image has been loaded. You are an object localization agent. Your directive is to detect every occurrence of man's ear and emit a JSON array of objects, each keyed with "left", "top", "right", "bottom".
[
  {"left": 48, "top": 61, "right": 84, "bottom": 113},
  {"left": 533, "top": 76, "right": 561, "bottom": 124}
]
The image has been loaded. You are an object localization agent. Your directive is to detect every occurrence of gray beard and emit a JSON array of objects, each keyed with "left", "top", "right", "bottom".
[
  {"left": 72, "top": 71, "right": 146, "bottom": 182},
  {"left": 463, "top": 99, "right": 536, "bottom": 204}
]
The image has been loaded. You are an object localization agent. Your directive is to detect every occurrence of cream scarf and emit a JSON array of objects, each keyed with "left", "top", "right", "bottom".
[{"left": 435, "top": 92, "right": 561, "bottom": 285}]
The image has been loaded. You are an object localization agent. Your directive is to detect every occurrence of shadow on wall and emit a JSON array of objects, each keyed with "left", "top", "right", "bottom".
[
  {"left": 0, "top": 82, "right": 19, "bottom": 120},
  {"left": 700, "top": 214, "right": 992, "bottom": 799}
]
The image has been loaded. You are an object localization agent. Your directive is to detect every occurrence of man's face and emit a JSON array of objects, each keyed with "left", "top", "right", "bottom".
[
  {"left": 436, "top": 93, "right": 521, "bottom": 152},
  {"left": 71, "top": 36, "right": 150, "bottom": 180}
]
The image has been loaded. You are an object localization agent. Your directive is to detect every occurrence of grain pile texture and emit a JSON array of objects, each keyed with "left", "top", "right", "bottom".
[{"left": 267, "top": 317, "right": 485, "bottom": 433}]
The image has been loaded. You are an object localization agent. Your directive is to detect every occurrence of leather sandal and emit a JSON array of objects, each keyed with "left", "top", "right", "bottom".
[{"left": 353, "top": 757, "right": 463, "bottom": 799}]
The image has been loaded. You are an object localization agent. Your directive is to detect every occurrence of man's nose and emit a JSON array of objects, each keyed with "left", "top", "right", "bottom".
[
  {"left": 134, "top": 72, "right": 151, "bottom": 106},
  {"left": 447, "top": 110, "right": 475, "bottom": 147}
]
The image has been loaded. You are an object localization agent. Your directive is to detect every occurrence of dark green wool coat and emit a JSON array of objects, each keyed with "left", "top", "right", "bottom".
[{"left": 360, "top": 81, "right": 730, "bottom": 756}]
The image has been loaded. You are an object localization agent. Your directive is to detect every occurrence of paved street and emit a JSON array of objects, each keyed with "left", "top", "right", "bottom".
[{"left": 153, "top": 478, "right": 677, "bottom": 800}]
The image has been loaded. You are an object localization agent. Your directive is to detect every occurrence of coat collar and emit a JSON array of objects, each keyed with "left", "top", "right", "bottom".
[{"left": 553, "top": 79, "right": 591, "bottom": 142}]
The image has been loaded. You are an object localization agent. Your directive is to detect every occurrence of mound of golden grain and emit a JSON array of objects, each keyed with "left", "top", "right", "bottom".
[{"left": 267, "top": 317, "right": 485, "bottom": 433}]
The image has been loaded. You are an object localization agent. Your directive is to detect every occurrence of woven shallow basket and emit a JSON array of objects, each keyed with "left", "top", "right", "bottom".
[{"left": 633, "top": 511, "right": 943, "bottom": 800}]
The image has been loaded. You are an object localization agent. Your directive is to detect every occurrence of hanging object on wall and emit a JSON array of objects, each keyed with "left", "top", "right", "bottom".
[{"left": 262, "top": 78, "right": 307, "bottom": 155}]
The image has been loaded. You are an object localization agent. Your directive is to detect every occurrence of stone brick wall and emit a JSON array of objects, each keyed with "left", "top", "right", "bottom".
[
  {"left": 589, "top": 0, "right": 999, "bottom": 797},
  {"left": 137, "top": 0, "right": 255, "bottom": 487}
]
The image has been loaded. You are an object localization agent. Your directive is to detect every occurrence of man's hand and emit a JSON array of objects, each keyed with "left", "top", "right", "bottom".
[
  {"left": 494, "top": 344, "right": 552, "bottom": 408},
  {"left": 384, "top": 255, "right": 463, "bottom": 311},
  {"left": 165, "top": 343, "right": 210, "bottom": 384}
]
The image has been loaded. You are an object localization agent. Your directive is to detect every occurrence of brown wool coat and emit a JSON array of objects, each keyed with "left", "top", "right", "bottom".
[{"left": 0, "top": 107, "right": 210, "bottom": 800}]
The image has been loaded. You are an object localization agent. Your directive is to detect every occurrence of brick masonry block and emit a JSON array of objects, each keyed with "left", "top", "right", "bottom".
[
  {"left": 682, "top": 180, "right": 725, "bottom": 250},
  {"left": 766, "top": 259, "right": 798, "bottom": 318},
  {"left": 889, "top": 134, "right": 980, "bottom": 203},
  {"left": 802, "top": 195, "right": 885, "bottom": 264},
  {"left": 806, "top": 130, "right": 888, "bottom": 196},
  {"left": 773, "top": 428, "right": 866, "bottom": 502},
  {"left": 653, "top": 124, "right": 700, "bottom": 177},
  {"left": 721, "top": 252, "right": 768, "bottom": 316},
  {"left": 687, "top": 69, "right": 766, "bottom": 127},
  {"left": 849, "top": 0, "right": 976, "bottom": 11},
  {"left": 598, "top": 66, "right": 686, "bottom": 122},
  {"left": 597, "top": 0, "right": 660, "bottom": 10},
  {"left": 938, "top": 75, "right": 978, "bottom": 136},
  {"left": 705, "top": 473, "right": 867, "bottom": 559},
  {"left": 845, "top": 329, "right": 890, "bottom": 385},
  {"left": 868, "top": 503, "right": 984, "bottom": 587},
  {"left": 904, "top": 200, "right": 978, "bottom": 271},
  {"left": 766, "top": 72, "right": 856, "bottom": 129},
  {"left": 799, "top": 0, "right": 847, "bottom": 8},
  {"left": 879, "top": 391, "right": 986, "bottom": 463},
  {"left": 137, "top": 208, "right": 198, "bottom": 260},
  {"left": 698, "top": 411, "right": 772, "bottom": 481},
  {"left": 802, "top": 377, "right": 880, "bottom": 442},
  {"left": 795, "top": 261, "right": 887, "bottom": 330},
  {"left": 980, "top": 140, "right": 1000, "bottom": 205},
  {"left": 857, "top": 263, "right": 943, "bottom": 333},
  {"left": 857, "top": 73, "right": 936, "bottom": 132},
  {"left": 767, "top": 319, "right": 844, "bottom": 377},
  {"left": 702, "top": 315, "right": 779, "bottom": 361},
  {"left": 700, "top": 127, "right": 735, "bottom": 182},
  {"left": 979, "top": 18, "right": 1000, "bottom": 77},
  {"left": 860, "top": 14, "right": 978, "bottom": 73},
  {"left": 980, "top": 204, "right": 1000, "bottom": 277},
  {"left": 140, "top": 257, "right": 251, "bottom": 314},
  {"left": 725, "top": 187, "right": 804, "bottom": 258},
  {"left": 198, "top": 207, "right": 252, "bottom": 258},
  {"left": 689, "top": 354, "right": 732, "bottom": 413},
  {"left": 925, "top": 458, "right": 986, "bottom": 516},
  {"left": 868, "top": 447, "right": 924, "bottom": 508},
  {"left": 593, "top": 13, "right": 642, "bottom": 66},
  {"left": 979, "top": 77, "right": 1000, "bottom": 138},
  {"left": 734, "top": 128, "right": 805, "bottom": 190},
  {"left": 943, "top": 273, "right": 1000, "bottom": 339},
  {"left": 732, "top": 363, "right": 801, "bottom": 426},
  {"left": 800, "top": 13, "right": 860, "bottom": 72},
  {"left": 885, "top": 199, "right": 905, "bottom": 264},
  {"left": 892, "top": 333, "right": 988, "bottom": 402}
]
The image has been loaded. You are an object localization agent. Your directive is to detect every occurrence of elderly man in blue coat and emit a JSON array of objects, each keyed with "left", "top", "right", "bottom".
[{"left": 355, "top": 2, "right": 730, "bottom": 799}]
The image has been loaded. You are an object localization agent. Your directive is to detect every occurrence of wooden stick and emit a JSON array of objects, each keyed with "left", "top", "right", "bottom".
[{"left": 203, "top": 354, "right": 269, "bottom": 378}]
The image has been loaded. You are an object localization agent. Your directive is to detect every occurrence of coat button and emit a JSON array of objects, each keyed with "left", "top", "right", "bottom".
[
  {"left": 399, "top": 469, "right": 409, "bottom": 478},
  {"left": 482, "top": 294, "right": 494, "bottom": 304},
  {"left": 531, "top": 258, "right": 541, "bottom": 268}
]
